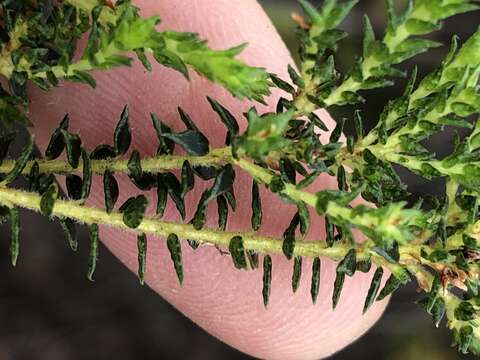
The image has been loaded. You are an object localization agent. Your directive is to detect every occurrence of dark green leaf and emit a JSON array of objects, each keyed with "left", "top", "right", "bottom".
[
  {"left": 455, "top": 301, "right": 476, "bottom": 321},
  {"left": 298, "top": 203, "right": 310, "bottom": 235},
  {"left": 362, "top": 15, "right": 375, "bottom": 58},
  {"left": 210, "top": 164, "right": 235, "bottom": 199},
  {"left": 337, "top": 166, "right": 348, "bottom": 191},
  {"left": 45, "top": 115, "right": 68, "bottom": 160},
  {"left": 87, "top": 223, "right": 99, "bottom": 281},
  {"left": 114, "top": 105, "right": 131, "bottom": 155},
  {"left": 377, "top": 274, "right": 402, "bottom": 301},
  {"left": 156, "top": 176, "right": 168, "bottom": 217},
  {"left": 9, "top": 207, "right": 19, "bottom": 267},
  {"left": 332, "top": 271, "right": 345, "bottom": 309},
  {"left": 151, "top": 113, "right": 175, "bottom": 155},
  {"left": 40, "top": 183, "right": 58, "bottom": 216},
  {"left": 431, "top": 297, "right": 446, "bottom": 328},
  {"left": 372, "top": 242, "right": 400, "bottom": 263},
  {"left": 292, "top": 256, "right": 302, "bottom": 293},
  {"left": 66, "top": 175, "right": 83, "bottom": 200},
  {"left": 130, "top": 172, "right": 157, "bottom": 191},
  {"left": 229, "top": 236, "right": 247, "bottom": 269},
  {"left": 288, "top": 64, "right": 305, "bottom": 88},
  {"left": 225, "top": 189, "right": 237, "bottom": 211},
  {"left": 128, "top": 150, "right": 142, "bottom": 179},
  {"left": 325, "top": 216, "right": 335, "bottom": 247},
  {"left": 247, "top": 250, "right": 259, "bottom": 269},
  {"left": 167, "top": 233, "right": 183, "bottom": 285},
  {"left": 187, "top": 240, "right": 200, "bottom": 250},
  {"left": 283, "top": 213, "right": 300, "bottom": 260},
  {"left": 60, "top": 218, "right": 78, "bottom": 252},
  {"left": 269, "top": 73, "right": 295, "bottom": 94},
  {"left": 137, "top": 233, "right": 147, "bottom": 285},
  {"left": 356, "top": 259, "right": 372, "bottom": 273},
  {"left": 263, "top": 255, "right": 272, "bottom": 307},
  {"left": 163, "top": 130, "right": 210, "bottom": 156},
  {"left": 311, "top": 257, "right": 321, "bottom": 304},
  {"left": 297, "top": 171, "right": 321, "bottom": 190},
  {"left": 3, "top": 136, "right": 34, "bottom": 184},
  {"left": 135, "top": 49, "right": 152, "bottom": 71},
  {"left": 103, "top": 170, "right": 119, "bottom": 214},
  {"left": 192, "top": 189, "right": 210, "bottom": 230},
  {"left": 119, "top": 195, "right": 148, "bottom": 229},
  {"left": 354, "top": 110, "right": 364, "bottom": 140},
  {"left": 207, "top": 96, "right": 239, "bottom": 135},
  {"left": 177, "top": 107, "right": 200, "bottom": 132},
  {"left": 181, "top": 160, "right": 195, "bottom": 197},
  {"left": 193, "top": 165, "right": 218, "bottom": 180},
  {"left": 251, "top": 180, "right": 262, "bottom": 231},
  {"left": 81, "top": 149, "right": 92, "bottom": 199},
  {"left": 163, "top": 172, "right": 186, "bottom": 219},
  {"left": 71, "top": 70, "right": 96, "bottom": 88},
  {"left": 308, "top": 112, "right": 329, "bottom": 131},
  {"left": 217, "top": 195, "right": 228, "bottom": 231},
  {"left": 363, "top": 267, "right": 384, "bottom": 314},
  {"left": 337, "top": 249, "right": 356, "bottom": 276},
  {"left": 61, "top": 130, "right": 82, "bottom": 169},
  {"left": 269, "top": 176, "right": 285, "bottom": 193},
  {"left": 90, "top": 144, "right": 116, "bottom": 160},
  {"left": 154, "top": 50, "right": 189, "bottom": 79},
  {"left": 458, "top": 326, "right": 474, "bottom": 354},
  {"left": 280, "top": 158, "right": 296, "bottom": 184},
  {"left": 329, "top": 118, "right": 345, "bottom": 143}
]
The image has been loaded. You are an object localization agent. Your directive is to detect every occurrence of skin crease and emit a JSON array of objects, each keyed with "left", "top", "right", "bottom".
[{"left": 26, "top": 1, "right": 390, "bottom": 359}]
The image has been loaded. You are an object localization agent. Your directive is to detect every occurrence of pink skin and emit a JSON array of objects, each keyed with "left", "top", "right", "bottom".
[{"left": 27, "top": 1, "right": 389, "bottom": 359}]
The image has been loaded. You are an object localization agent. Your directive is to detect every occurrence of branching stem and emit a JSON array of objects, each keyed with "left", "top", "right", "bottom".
[{"left": 0, "top": 185, "right": 422, "bottom": 274}]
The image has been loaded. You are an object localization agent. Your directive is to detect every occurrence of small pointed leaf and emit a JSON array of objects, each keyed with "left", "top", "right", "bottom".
[
  {"left": 137, "top": 233, "right": 147, "bottom": 285},
  {"left": 103, "top": 170, "right": 119, "bottom": 214},
  {"left": 119, "top": 195, "right": 148, "bottom": 229},
  {"left": 9, "top": 207, "right": 19, "bottom": 267},
  {"left": 114, "top": 105, "right": 131, "bottom": 155},
  {"left": 167, "top": 233, "right": 183, "bottom": 285},
  {"left": 87, "top": 224, "right": 99, "bottom": 281},
  {"left": 40, "top": 183, "right": 58, "bottom": 216},
  {"left": 311, "top": 257, "right": 321, "bottom": 304},
  {"left": 263, "top": 255, "right": 272, "bottom": 307},
  {"left": 332, "top": 271, "right": 345, "bottom": 309},
  {"left": 292, "top": 256, "right": 302, "bottom": 293},
  {"left": 229, "top": 236, "right": 247, "bottom": 269},
  {"left": 251, "top": 180, "right": 262, "bottom": 231},
  {"left": 60, "top": 218, "right": 78, "bottom": 252},
  {"left": 363, "top": 267, "right": 384, "bottom": 314},
  {"left": 3, "top": 136, "right": 34, "bottom": 184}
]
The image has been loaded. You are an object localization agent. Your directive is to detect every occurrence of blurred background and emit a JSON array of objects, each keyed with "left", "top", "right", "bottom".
[{"left": 0, "top": 1, "right": 479, "bottom": 359}]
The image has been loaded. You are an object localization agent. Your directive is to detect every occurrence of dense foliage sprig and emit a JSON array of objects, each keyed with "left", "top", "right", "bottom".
[{"left": 1, "top": 0, "right": 480, "bottom": 355}]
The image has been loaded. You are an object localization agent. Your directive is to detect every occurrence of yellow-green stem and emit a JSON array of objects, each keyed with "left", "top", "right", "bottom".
[
  {"left": 0, "top": 147, "right": 231, "bottom": 175},
  {"left": 0, "top": 185, "right": 358, "bottom": 260},
  {"left": 0, "top": 185, "right": 432, "bottom": 280}
]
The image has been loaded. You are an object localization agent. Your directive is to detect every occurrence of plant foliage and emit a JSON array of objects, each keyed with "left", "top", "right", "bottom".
[{"left": 1, "top": 0, "right": 480, "bottom": 355}]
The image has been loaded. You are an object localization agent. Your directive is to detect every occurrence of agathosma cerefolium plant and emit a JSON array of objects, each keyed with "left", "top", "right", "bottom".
[{"left": 1, "top": 0, "right": 480, "bottom": 355}]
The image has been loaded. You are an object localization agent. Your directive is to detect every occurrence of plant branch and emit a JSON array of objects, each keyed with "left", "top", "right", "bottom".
[
  {"left": 0, "top": 185, "right": 432, "bottom": 275},
  {"left": 0, "top": 147, "right": 231, "bottom": 175}
]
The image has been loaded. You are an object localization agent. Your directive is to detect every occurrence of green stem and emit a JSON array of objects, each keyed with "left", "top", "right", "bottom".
[
  {"left": 0, "top": 185, "right": 435, "bottom": 278},
  {"left": 0, "top": 185, "right": 360, "bottom": 260},
  {"left": 0, "top": 144, "right": 320, "bottom": 208},
  {"left": 0, "top": 147, "right": 231, "bottom": 175}
]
